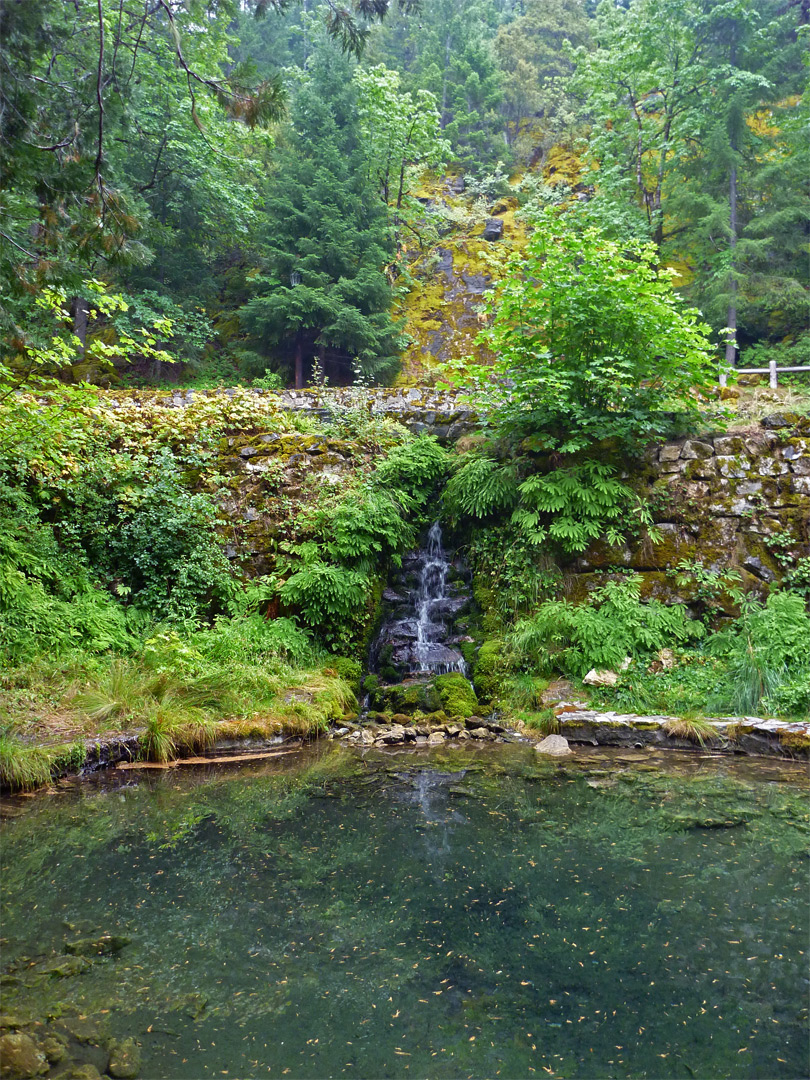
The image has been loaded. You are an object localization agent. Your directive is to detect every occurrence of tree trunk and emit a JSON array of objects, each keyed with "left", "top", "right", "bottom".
[
  {"left": 294, "top": 336, "right": 304, "bottom": 389},
  {"left": 70, "top": 295, "right": 90, "bottom": 353},
  {"left": 725, "top": 160, "right": 738, "bottom": 372}
]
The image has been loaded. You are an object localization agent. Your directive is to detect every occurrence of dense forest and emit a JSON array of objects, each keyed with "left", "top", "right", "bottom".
[
  {"left": 1, "top": 0, "right": 809, "bottom": 790},
  {"left": 2, "top": 0, "right": 808, "bottom": 387}
]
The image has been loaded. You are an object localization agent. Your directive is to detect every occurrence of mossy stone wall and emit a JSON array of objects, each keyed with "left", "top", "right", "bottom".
[{"left": 567, "top": 414, "right": 810, "bottom": 607}]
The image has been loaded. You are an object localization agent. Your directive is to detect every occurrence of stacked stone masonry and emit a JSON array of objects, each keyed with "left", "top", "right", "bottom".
[{"left": 569, "top": 413, "right": 810, "bottom": 605}]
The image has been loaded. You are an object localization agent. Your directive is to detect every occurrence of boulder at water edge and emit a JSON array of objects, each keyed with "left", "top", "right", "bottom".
[{"left": 535, "top": 734, "right": 573, "bottom": 757}]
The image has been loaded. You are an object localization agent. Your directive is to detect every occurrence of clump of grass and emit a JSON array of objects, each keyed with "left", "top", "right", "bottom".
[
  {"left": 522, "top": 708, "right": 561, "bottom": 736},
  {"left": 662, "top": 716, "right": 721, "bottom": 747},
  {"left": 0, "top": 736, "right": 55, "bottom": 791},
  {"left": 140, "top": 703, "right": 217, "bottom": 763}
]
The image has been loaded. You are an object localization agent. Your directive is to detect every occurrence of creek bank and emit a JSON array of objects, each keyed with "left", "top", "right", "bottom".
[{"left": 4, "top": 705, "right": 806, "bottom": 799}]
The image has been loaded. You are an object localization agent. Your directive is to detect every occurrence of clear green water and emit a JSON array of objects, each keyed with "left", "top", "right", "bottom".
[{"left": 1, "top": 745, "right": 808, "bottom": 1080}]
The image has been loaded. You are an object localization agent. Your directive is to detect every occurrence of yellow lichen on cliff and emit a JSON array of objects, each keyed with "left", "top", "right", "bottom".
[{"left": 392, "top": 188, "right": 531, "bottom": 385}]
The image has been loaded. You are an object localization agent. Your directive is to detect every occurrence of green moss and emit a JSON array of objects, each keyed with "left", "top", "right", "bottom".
[
  {"left": 778, "top": 729, "right": 810, "bottom": 754},
  {"left": 473, "top": 638, "right": 508, "bottom": 704},
  {"left": 433, "top": 673, "right": 479, "bottom": 719}
]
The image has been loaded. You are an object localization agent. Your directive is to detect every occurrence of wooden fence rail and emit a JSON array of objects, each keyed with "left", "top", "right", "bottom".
[{"left": 720, "top": 363, "right": 810, "bottom": 389}]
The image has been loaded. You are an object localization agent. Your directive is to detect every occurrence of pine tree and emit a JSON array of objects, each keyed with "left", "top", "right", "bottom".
[{"left": 240, "top": 39, "right": 401, "bottom": 387}]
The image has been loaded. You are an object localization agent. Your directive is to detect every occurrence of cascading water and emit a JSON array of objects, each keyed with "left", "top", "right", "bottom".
[
  {"left": 371, "top": 521, "right": 472, "bottom": 682},
  {"left": 413, "top": 521, "right": 467, "bottom": 676}
]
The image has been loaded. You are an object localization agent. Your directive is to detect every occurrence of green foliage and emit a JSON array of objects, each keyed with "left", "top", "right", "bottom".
[
  {"left": 708, "top": 591, "right": 810, "bottom": 716},
  {"left": 0, "top": 483, "right": 135, "bottom": 663},
  {"left": 513, "top": 461, "right": 655, "bottom": 554},
  {"left": 444, "top": 455, "right": 519, "bottom": 520},
  {"left": 468, "top": 526, "right": 561, "bottom": 621},
  {"left": 279, "top": 561, "right": 371, "bottom": 645},
  {"left": 467, "top": 213, "right": 717, "bottom": 454},
  {"left": 371, "top": 435, "right": 449, "bottom": 492},
  {"left": 667, "top": 557, "right": 744, "bottom": 622},
  {"left": 510, "top": 576, "right": 705, "bottom": 679},
  {"left": 49, "top": 448, "right": 235, "bottom": 622}
]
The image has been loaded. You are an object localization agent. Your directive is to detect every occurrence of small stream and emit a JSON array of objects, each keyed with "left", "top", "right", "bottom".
[{"left": 1, "top": 745, "right": 808, "bottom": 1079}]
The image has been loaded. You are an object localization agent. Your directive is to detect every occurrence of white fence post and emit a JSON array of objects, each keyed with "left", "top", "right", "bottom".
[{"left": 769, "top": 360, "right": 778, "bottom": 389}]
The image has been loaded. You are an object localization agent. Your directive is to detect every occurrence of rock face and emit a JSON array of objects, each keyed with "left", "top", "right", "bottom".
[
  {"left": 535, "top": 734, "right": 573, "bottom": 756},
  {"left": 482, "top": 218, "right": 504, "bottom": 241}
]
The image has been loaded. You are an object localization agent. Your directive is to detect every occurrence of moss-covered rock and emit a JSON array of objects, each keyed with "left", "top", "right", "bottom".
[
  {"left": 473, "top": 639, "right": 508, "bottom": 704},
  {"left": 433, "top": 673, "right": 478, "bottom": 719}
]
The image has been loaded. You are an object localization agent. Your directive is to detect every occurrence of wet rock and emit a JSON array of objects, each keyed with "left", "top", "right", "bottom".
[
  {"left": 0, "top": 1018, "right": 26, "bottom": 1032},
  {"left": 471, "top": 727, "right": 495, "bottom": 741},
  {"left": 107, "top": 1038, "right": 141, "bottom": 1079},
  {"left": 583, "top": 669, "right": 619, "bottom": 687},
  {"left": 379, "top": 725, "right": 406, "bottom": 744},
  {"left": 743, "top": 555, "right": 776, "bottom": 583},
  {"left": 239, "top": 446, "right": 258, "bottom": 458},
  {"left": 427, "top": 731, "right": 445, "bottom": 746},
  {"left": 55, "top": 1018, "right": 107, "bottom": 1047},
  {"left": 40, "top": 1035, "right": 68, "bottom": 1065},
  {"left": 65, "top": 935, "right": 130, "bottom": 957},
  {"left": 0, "top": 1031, "right": 49, "bottom": 1078},
  {"left": 535, "top": 734, "right": 573, "bottom": 757}
]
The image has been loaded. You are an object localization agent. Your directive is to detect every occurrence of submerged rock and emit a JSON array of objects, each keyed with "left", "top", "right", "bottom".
[
  {"left": 0, "top": 1031, "right": 49, "bottom": 1078},
  {"left": 107, "top": 1037, "right": 141, "bottom": 1079},
  {"left": 64, "top": 935, "right": 130, "bottom": 957},
  {"left": 535, "top": 735, "right": 573, "bottom": 757},
  {"left": 35, "top": 955, "right": 91, "bottom": 979}
]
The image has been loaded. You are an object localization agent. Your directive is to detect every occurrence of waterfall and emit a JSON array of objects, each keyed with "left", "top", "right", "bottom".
[
  {"left": 372, "top": 521, "right": 471, "bottom": 681},
  {"left": 413, "top": 522, "right": 467, "bottom": 676}
]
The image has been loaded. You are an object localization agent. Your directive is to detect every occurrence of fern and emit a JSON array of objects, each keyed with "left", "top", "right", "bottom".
[
  {"left": 279, "top": 561, "right": 370, "bottom": 643},
  {"left": 444, "top": 455, "right": 519, "bottom": 520},
  {"left": 510, "top": 576, "right": 705, "bottom": 678},
  {"left": 515, "top": 461, "right": 653, "bottom": 554}
]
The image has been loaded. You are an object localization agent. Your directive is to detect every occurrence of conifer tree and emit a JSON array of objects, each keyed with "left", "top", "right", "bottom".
[{"left": 240, "top": 39, "right": 401, "bottom": 387}]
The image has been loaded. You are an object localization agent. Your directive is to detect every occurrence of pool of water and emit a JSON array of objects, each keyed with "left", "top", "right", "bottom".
[{"left": 1, "top": 744, "right": 808, "bottom": 1079}]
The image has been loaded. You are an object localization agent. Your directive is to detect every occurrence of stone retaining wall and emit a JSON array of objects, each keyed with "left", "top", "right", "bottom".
[
  {"left": 570, "top": 413, "right": 810, "bottom": 603},
  {"left": 109, "top": 386, "right": 478, "bottom": 441}
]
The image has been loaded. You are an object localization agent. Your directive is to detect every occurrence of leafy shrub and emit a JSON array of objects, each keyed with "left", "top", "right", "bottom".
[
  {"left": 196, "top": 615, "right": 317, "bottom": 668},
  {"left": 279, "top": 561, "right": 370, "bottom": 645},
  {"left": 322, "top": 487, "right": 418, "bottom": 569},
  {"left": 0, "top": 484, "right": 134, "bottom": 662},
  {"left": 371, "top": 435, "right": 448, "bottom": 492},
  {"left": 471, "top": 212, "right": 716, "bottom": 454},
  {"left": 510, "top": 576, "right": 705, "bottom": 678}
]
